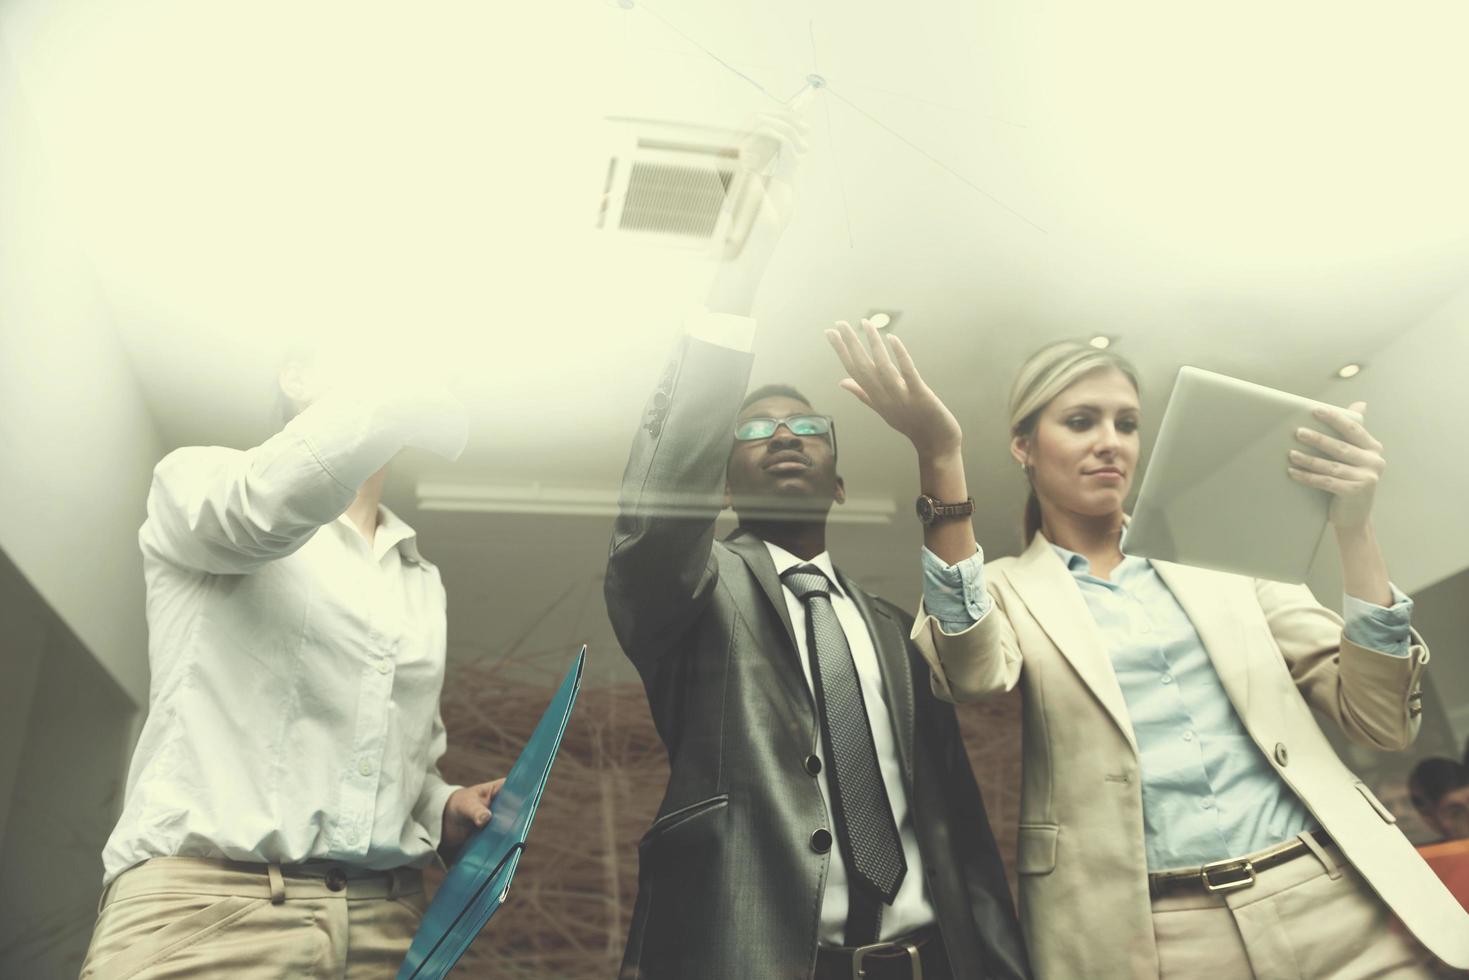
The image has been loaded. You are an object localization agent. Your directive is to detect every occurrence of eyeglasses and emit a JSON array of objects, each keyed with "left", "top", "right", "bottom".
[{"left": 734, "top": 414, "right": 834, "bottom": 441}]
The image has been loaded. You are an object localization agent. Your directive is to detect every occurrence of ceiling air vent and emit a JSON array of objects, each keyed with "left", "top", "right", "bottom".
[{"left": 598, "top": 118, "right": 763, "bottom": 257}]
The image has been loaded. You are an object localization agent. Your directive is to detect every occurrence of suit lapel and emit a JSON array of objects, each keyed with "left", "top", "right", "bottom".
[
  {"left": 1007, "top": 534, "right": 1139, "bottom": 755},
  {"left": 722, "top": 528, "right": 801, "bottom": 656},
  {"left": 1150, "top": 560, "right": 1252, "bottom": 715},
  {"left": 837, "top": 569, "right": 916, "bottom": 790}
]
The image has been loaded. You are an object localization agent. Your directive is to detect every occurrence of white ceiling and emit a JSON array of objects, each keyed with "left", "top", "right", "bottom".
[{"left": 7, "top": 0, "right": 1468, "bottom": 671}]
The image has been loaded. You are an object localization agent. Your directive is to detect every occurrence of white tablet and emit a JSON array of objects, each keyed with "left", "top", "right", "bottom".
[{"left": 1121, "top": 366, "right": 1357, "bottom": 583}]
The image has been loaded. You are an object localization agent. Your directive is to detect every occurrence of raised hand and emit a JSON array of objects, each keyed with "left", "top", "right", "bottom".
[
  {"left": 1288, "top": 401, "right": 1384, "bottom": 531},
  {"left": 706, "top": 110, "right": 811, "bottom": 315},
  {"left": 736, "top": 110, "right": 808, "bottom": 228},
  {"left": 825, "top": 319, "right": 963, "bottom": 461}
]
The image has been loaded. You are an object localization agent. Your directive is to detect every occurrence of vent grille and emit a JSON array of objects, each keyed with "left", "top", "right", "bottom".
[
  {"left": 618, "top": 162, "right": 733, "bottom": 237},
  {"left": 599, "top": 118, "right": 761, "bottom": 255}
]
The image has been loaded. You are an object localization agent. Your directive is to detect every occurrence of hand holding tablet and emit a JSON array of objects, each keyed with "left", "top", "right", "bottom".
[
  {"left": 1122, "top": 367, "right": 1368, "bottom": 583},
  {"left": 1287, "top": 400, "right": 1385, "bottom": 533}
]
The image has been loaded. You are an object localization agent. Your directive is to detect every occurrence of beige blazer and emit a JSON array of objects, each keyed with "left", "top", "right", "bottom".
[{"left": 911, "top": 532, "right": 1469, "bottom": 977}]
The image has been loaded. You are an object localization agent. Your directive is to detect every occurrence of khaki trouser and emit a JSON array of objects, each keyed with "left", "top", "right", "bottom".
[
  {"left": 80, "top": 857, "right": 427, "bottom": 980},
  {"left": 1151, "top": 840, "right": 1441, "bottom": 979}
]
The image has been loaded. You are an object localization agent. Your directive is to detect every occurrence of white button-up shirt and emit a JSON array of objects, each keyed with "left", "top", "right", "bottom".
[
  {"left": 764, "top": 542, "right": 937, "bottom": 943},
  {"left": 102, "top": 385, "right": 468, "bottom": 885}
]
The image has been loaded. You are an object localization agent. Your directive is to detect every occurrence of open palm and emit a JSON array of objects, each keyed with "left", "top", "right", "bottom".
[{"left": 825, "top": 319, "right": 962, "bottom": 459}]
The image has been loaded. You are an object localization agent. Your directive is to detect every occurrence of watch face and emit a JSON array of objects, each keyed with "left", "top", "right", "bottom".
[{"left": 916, "top": 496, "right": 935, "bottom": 523}]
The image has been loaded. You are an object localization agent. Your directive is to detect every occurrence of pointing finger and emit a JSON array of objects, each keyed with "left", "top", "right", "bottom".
[
  {"left": 886, "top": 334, "right": 923, "bottom": 389},
  {"left": 836, "top": 320, "right": 877, "bottom": 378},
  {"left": 825, "top": 328, "right": 859, "bottom": 378},
  {"left": 863, "top": 319, "right": 899, "bottom": 382}
]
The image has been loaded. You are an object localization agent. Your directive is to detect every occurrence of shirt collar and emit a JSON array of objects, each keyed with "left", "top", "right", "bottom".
[
  {"left": 336, "top": 505, "right": 425, "bottom": 565},
  {"left": 376, "top": 505, "right": 424, "bottom": 564},
  {"left": 763, "top": 540, "right": 846, "bottom": 598},
  {"left": 1044, "top": 514, "right": 1135, "bottom": 577},
  {"left": 1048, "top": 541, "right": 1092, "bottom": 575}
]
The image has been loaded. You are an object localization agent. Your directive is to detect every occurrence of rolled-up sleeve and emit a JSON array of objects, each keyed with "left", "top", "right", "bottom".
[
  {"left": 921, "top": 546, "right": 992, "bottom": 635},
  {"left": 140, "top": 384, "right": 467, "bottom": 576},
  {"left": 1342, "top": 583, "right": 1414, "bottom": 659}
]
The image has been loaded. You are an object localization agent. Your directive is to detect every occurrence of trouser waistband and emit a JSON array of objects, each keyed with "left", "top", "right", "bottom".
[{"left": 100, "top": 856, "right": 423, "bottom": 913}]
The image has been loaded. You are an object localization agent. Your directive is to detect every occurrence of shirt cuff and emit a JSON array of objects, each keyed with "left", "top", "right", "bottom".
[
  {"left": 684, "top": 307, "right": 757, "bottom": 353},
  {"left": 1342, "top": 583, "right": 1414, "bottom": 658},
  {"left": 920, "top": 546, "right": 991, "bottom": 634},
  {"left": 413, "top": 774, "right": 463, "bottom": 852},
  {"left": 288, "top": 383, "right": 469, "bottom": 490}
]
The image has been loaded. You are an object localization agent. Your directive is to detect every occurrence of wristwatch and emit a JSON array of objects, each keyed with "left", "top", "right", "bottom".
[{"left": 915, "top": 494, "right": 975, "bottom": 526}]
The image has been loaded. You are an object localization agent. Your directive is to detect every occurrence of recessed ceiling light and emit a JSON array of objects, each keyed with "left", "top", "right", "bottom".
[
  {"left": 1336, "top": 363, "right": 1362, "bottom": 379},
  {"left": 1089, "top": 335, "right": 1111, "bottom": 349},
  {"left": 867, "top": 311, "right": 894, "bottom": 330}
]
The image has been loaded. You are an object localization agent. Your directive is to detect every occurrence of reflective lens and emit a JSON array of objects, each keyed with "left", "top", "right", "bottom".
[
  {"left": 734, "top": 418, "right": 777, "bottom": 440},
  {"left": 785, "top": 415, "right": 831, "bottom": 436},
  {"left": 734, "top": 415, "right": 832, "bottom": 440}
]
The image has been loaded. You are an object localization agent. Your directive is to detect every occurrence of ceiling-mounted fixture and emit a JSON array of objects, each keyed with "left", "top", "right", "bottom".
[
  {"left": 1089, "top": 335, "right": 1112, "bottom": 349},
  {"left": 597, "top": 118, "right": 766, "bottom": 257},
  {"left": 417, "top": 481, "right": 898, "bottom": 526},
  {"left": 1335, "top": 363, "right": 1362, "bottom": 379}
]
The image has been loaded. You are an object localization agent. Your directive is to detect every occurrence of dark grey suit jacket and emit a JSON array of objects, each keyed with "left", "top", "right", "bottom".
[{"left": 605, "top": 336, "right": 1029, "bottom": 980}]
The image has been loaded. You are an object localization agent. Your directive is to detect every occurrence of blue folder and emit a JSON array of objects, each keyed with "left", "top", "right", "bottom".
[{"left": 397, "top": 646, "right": 586, "bottom": 980}]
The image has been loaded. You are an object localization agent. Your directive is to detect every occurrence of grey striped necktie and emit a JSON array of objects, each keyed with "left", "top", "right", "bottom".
[{"left": 780, "top": 564, "right": 907, "bottom": 938}]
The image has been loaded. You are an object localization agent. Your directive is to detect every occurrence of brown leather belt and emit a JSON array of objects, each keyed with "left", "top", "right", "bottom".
[
  {"left": 1148, "top": 829, "right": 1334, "bottom": 899},
  {"left": 814, "top": 926, "right": 948, "bottom": 980}
]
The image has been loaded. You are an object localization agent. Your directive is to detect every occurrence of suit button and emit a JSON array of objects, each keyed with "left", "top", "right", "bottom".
[
  {"left": 1273, "top": 742, "right": 1289, "bottom": 767},
  {"left": 325, "top": 868, "right": 347, "bottom": 892},
  {"left": 810, "top": 829, "right": 832, "bottom": 854},
  {"left": 804, "top": 754, "right": 822, "bottom": 776}
]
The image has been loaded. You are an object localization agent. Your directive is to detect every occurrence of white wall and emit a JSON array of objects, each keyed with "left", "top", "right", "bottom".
[
  {"left": 0, "top": 27, "right": 164, "bottom": 707},
  {"left": 0, "top": 594, "right": 136, "bottom": 979},
  {"left": 1303, "top": 282, "right": 1469, "bottom": 605},
  {"left": 1410, "top": 568, "right": 1469, "bottom": 748},
  {"left": 0, "top": 553, "right": 47, "bottom": 846},
  {"left": 1299, "top": 280, "right": 1469, "bottom": 777}
]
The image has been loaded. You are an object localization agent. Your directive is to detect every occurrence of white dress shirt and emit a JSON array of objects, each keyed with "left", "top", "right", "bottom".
[
  {"left": 101, "top": 383, "right": 468, "bottom": 885},
  {"left": 764, "top": 542, "right": 937, "bottom": 943}
]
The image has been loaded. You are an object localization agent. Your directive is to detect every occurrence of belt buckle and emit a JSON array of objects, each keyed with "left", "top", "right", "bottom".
[
  {"left": 1201, "top": 857, "right": 1256, "bottom": 893},
  {"left": 851, "top": 941, "right": 923, "bottom": 980}
]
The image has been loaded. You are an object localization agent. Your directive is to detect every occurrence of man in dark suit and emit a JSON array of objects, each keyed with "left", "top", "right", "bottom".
[{"left": 604, "top": 113, "right": 1028, "bottom": 980}]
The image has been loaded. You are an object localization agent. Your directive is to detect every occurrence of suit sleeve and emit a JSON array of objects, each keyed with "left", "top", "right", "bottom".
[
  {"left": 604, "top": 333, "right": 754, "bottom": 677},
  {"left": 139, "top": 385, "right": 467, "bottom": 575},
  {"left": 1255, "top": 577, "right": 1429, "bottom": 752},
  {"left": 910, "top": 573, "right": 1025, "bottom": 703}
]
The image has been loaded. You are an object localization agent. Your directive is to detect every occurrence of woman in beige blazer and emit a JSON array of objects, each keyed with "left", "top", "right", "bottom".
[{"left": 825, "top": 322, "right": 1469, "bottom": 978}]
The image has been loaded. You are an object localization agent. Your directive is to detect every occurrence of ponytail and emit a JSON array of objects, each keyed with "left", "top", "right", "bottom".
[{"left": 1022, "top": 488, "right": 1043, "bottom": 545}]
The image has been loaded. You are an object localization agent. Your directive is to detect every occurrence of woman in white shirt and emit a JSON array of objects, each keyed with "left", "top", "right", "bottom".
[{"left": 80, "top": 357, "right": 503, "bottom": 979}]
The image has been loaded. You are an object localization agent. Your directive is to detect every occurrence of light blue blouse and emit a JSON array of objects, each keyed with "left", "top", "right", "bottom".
[{"left": 918, "top": 545, "right": 1412, "bottom": 869}]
